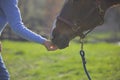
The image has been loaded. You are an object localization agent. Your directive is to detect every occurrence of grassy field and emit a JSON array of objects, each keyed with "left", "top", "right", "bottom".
[{"left": 1, "top": 40, "right": 120, "bottom": 80}]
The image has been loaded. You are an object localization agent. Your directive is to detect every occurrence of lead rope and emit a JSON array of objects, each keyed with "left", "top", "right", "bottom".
[{"left": 80, "top": 39, "right": 91, "bottom": 80}]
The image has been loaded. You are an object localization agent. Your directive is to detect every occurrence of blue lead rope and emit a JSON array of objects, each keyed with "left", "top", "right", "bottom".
[{"left": 80, "top": 39, "right": 91, "bottom": 80}]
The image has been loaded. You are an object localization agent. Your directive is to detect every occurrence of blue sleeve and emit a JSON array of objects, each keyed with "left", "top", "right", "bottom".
[
  {"left": 0, "top": 9, "right": 7, "bottom": 35},
  {"left": 0, "top": 0, "right": 47, "bottom": 44}
]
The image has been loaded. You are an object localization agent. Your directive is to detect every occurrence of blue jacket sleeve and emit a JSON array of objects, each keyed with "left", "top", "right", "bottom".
[{"left": 0, "top": 0, "right": 47, "bottom": 44}]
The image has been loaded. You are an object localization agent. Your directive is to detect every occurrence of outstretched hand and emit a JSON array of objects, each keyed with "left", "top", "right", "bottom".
[{"left": 43, "top": 40, "right": 58, "bottom": 51}]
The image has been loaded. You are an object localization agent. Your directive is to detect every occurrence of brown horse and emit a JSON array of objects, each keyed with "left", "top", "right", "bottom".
[{"left": 51, "top": 0, "right": 120, "bottom": 49}]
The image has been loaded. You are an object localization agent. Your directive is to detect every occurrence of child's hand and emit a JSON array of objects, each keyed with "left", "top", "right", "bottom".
[{"left": 43, "top": 40, "right": 58, "bottom": 51}]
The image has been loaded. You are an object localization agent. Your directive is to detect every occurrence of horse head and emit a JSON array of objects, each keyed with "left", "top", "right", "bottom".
[{"left": 51, "top": 0, "right": 120, "bottom": 49}]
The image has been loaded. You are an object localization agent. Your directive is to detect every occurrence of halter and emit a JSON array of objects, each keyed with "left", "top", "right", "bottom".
[
  {"left": 57, "top": 0, "right": 104, "bottom": 38},
  {"left": 56, "top": 1, "right": 104, "bottom": 79}
]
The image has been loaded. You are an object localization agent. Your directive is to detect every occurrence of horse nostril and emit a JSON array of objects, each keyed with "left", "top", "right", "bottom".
[
  {"left": 52, "top": 35, "right": 69, "bottom": 49},
  {"left": 59, "top": 35, "right": 69, "bottom": 45}
]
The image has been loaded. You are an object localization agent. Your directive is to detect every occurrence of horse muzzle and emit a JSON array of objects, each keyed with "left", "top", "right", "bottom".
[{"left": 51, "top": 35, "right": 69, "bottom": 49}]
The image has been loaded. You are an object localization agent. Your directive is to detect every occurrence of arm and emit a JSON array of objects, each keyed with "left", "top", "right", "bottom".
[
  {"left": 0, "top": 0, "right": 57, "bottom": 51},
  {"left": 0, "top": 9, "right": 7, "bottom": 35},
  {"left": 1, "top": 0, "right": 47, "bottom": 44}
]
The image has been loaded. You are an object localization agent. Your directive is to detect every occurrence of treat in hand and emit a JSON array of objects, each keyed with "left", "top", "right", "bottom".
[{"left": 43, "top": 40, "right": 58, "bottom": 51}]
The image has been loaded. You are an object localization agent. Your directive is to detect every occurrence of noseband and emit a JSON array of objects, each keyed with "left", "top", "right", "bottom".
[
  {"left": 57, "top": 16, "right": 81, "bottom": 32},
  {"left": 57, "top": 0, "right": 104, "bottom": 38}
]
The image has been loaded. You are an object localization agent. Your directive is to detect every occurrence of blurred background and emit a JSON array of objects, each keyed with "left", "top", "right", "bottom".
[
  {"left": 1, "top": 0, "right": 64, "bottom": 40},
  {"left": 0, "top": 0, "right": 120, "bottom": 43},
  {"left": 0, "top": 0, "right": 120, "bottom": 80}
]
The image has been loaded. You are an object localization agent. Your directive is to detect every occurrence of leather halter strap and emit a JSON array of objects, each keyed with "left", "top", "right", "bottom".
[
  {"left": 56, "top": 0, "right": 104, "bottom": 38},
  {"left": 57, "top": 16, "right": 81, "bottom": 32}
]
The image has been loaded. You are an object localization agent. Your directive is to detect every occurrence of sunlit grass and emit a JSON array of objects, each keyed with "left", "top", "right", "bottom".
[{"left": 1, "top": 40, "right": 120, "bottom": 80}]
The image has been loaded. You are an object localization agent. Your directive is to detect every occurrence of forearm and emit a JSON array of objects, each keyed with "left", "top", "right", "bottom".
[
  {"left": 11, "top": 22, "right": 47, "bottom": 44},
  {"left": 0, "top": 0, "right": 47, "bottom": 44}
]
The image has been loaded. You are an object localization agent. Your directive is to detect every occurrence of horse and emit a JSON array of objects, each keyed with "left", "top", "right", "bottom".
[{"left": 51, "top": 0, "right": 120, "bottom": 49}]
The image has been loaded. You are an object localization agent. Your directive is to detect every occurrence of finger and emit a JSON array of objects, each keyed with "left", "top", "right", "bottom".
[{"left": 48, "top": 46, "right": 58, "bottom": 51}]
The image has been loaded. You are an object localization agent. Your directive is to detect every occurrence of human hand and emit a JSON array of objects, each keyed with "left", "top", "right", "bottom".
[{"left": 43, "top": 40, "right": 58, "bottom": 51}]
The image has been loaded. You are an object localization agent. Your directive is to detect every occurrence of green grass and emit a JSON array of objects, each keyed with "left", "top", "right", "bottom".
[{"left": 1, "top": 40, "right": 120, "bottom": 80}]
